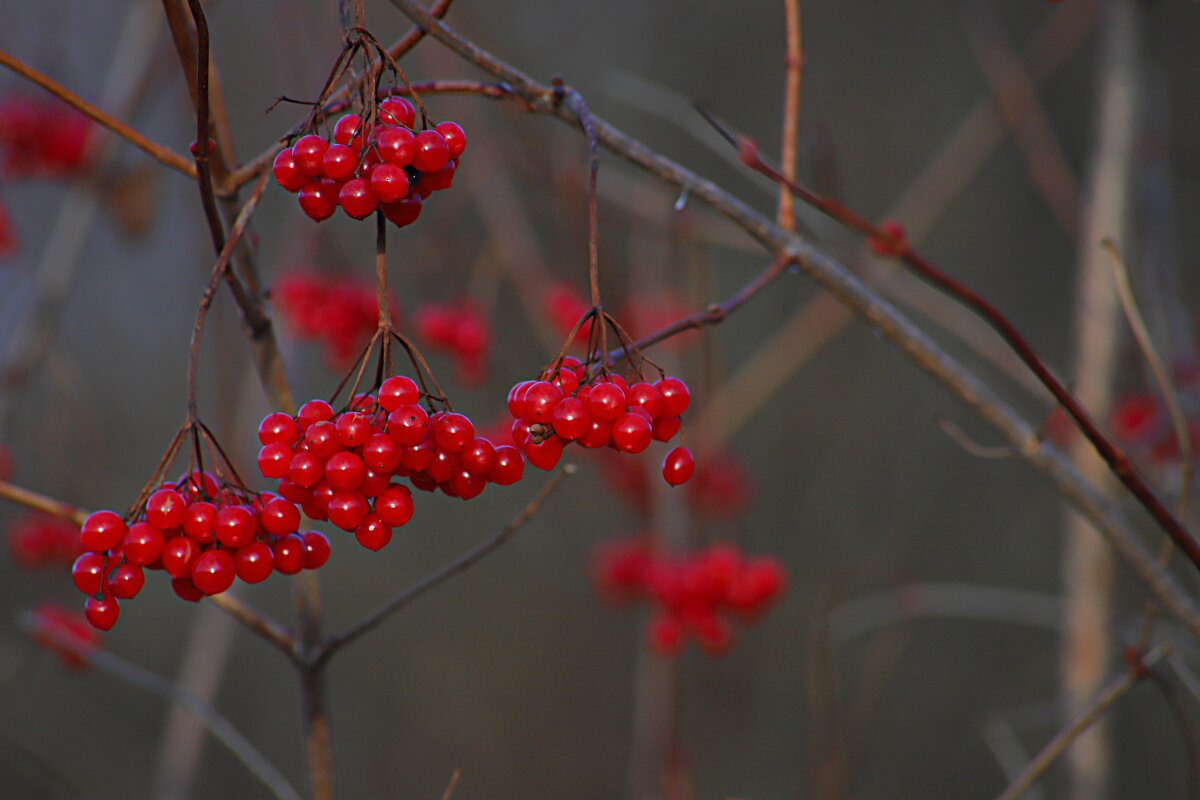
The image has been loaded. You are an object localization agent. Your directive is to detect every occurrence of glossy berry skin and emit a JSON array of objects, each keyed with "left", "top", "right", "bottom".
[
  {"left": 611, "top": 413, "right": 653, "bottom": 454},
  {"left": 412, "top": 129, "right": 450, "bottom": 173},
  {"left": 172, "top": 577, "right": 205, "bottom": 603},
  {"left": 368, "top": 484, "right": 410, "bottom": 529},
  {"left": 333, "top": 114, "right": 363, "bottom": 148},
  {"left": 292, "top": 135, "right": 329, "bottom": 177},
  {"left": 422, "top": 160, "right": 456, "bottom": 192},
  {"left": 379, "top": 376, "right": 420, "bottom": 410},
  {"left": 375, "top": 126, "right": 416, "bottom": 167},
  {"left": 273, "top": 534, "right": 307, "bottom": 575},
  {"left": 338, "top": 178, "right": 378, "bottom": 219},
  {"left": 388, "top": 404, "right": 429, "bottom": 446},
  {"left": 289, "top": 451, "right": 326, "bottom": 488},
  {"left": 123, "top": 522, "right": 165, "bottom": 565},
  {"left": 72, "top": 552, "right": 106, "bottom": 594},
  {"left": 147, "top": 489, "right": 187, "bottom": 529},
  {"left": 334, "top": 412, "right": 372, "bottom": 448},
  {"left": 107, "top": 564, "right": 148, "bottom": 598},
  {"left": 362, "top": 434, "right": 402, "bottom": 473},
  {"left": 259, "top": 411, "right": 300, "bottom": 445},
  {"left": 260, "top": 496, "right": 301, "bottom": 535},
  {"left": 305, "top": 421, "right": 342, "bottom": 459},
  {"left": 488, "top": 446, "right": 525, "bottom": 485},
  {"left": 369, "top": 163, "right": 410, "bottom": 204},
  {"left": 325, "top": 451, "right": 367, "bottom": 491},
  {"left": 523, "top": 381, "right": 564, "bottom": 424},
  {"left": 461, "top": 437, "right": 496, "bottom": 477},
  {"left": 578, "top": 418, "right": 613, "bottom": 449},
  {"left": 586, "top": 382, "right": 626, "bottom": 422},
  {"left": 435, "top": 121, "right": 467, "bottom": 158},
  {"left": 273, "top": 148, "right": 308, "bottom": 192},
  {"left": 303, "top": 531, "right": 331, "bottom": 569},
  {"left": 524, "top": 434, "right": 564, "bottom": 471},
  {"left": 235, "top": 541, "right": 274, "bottom": 583},
  {"left": 80, "top": 510, "right": 127, "bottom": 553},
  {"left": 258, "top": 442, "right": 293, "bottom": 479},
  {"left": 297, "top": 399, "right": 335, "bottom": 429},
  {"left": 651, "top": 415, "right": 682, "bottom": 442},
  {"left": 400, "top": 439, "right": 435, "bottom": 472},
  {"left": 551, "top": 396, "right": 591, "bottom": 441},
  {"left": 626, "top": 382, "right": 664, "bottom": 419},
  {"left": 662, "top": 446, "right": 695, "bottom": 486},
  {"left": 162, "top": 537, "right": 200, "bottom": 578},
  {"left": 299, "top": 179, "right": 339, "bottom": 221},
  {"left": 381, "top": 194, "right": 422, "bottom": 228},
  {"left": 508, "top": 381, "right": 534, "bottom": 417},
  {"left": 327, "top": 491, "right": 369, "bottom": 531},
  {"left": 191, "top": 550, "right": 236, "bottom": 595},
  {"left": 215, "top": 505, "right": 257, "bottom": 548},
  {"left": 85, "top": 595, "right": 120, "bottom": 631},
  {"left": 433, "top": 412, "right": 474, "bottom": 453},
  {"left": 355, "top": 515, "right": 392, "bottom": 551},
  {"left": 656, "top": 377, "right": 691, "bottom": 417},
  {"left": 321, "top": 143, "right": 359, "bottom": 181},
  {"left": 379, "top": 96, "right": 416, "bottom": 128}
]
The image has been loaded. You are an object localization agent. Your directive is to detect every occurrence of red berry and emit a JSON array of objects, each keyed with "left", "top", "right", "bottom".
[
  {"left": 361, "top": 468, "right": 390, "bottom": 497},
  {"left": 333, "top": 114, "right": 363, "bottom": 148},
  {"left": 258, "top": 442, "right": 293, "bottom": 479},
  {"left": 327, "top": 491, "right": 369, "bottom": 531},
  {"left": 369, "top": 162, "right": 410, "bottom": 204},
  {"left": 435, "top": 121, "right": 467, "bottom": 158},
  {"left": 85, "top": 595, "right": 120, "bottom": 631},
  {"left": 80, "top": 510, "right": 126, "bottom": 553},
  {"left": 273, "top": 147, "right": 308, "bottom": 192},
  {"left": 422, "top": 160, "right": 456, "bottom": 192},
  {"left": 433, "top": 412, "right": 475, "bottom": 454},
  {"left": 611, "top": 413, "right": 653, "bottom": 454},
  {"left": 292, "top": 135, "right": 329, "bottom": 176},
  {"left": 171, "top": 576, "right": 205, "bottom": 602},
  {"left": 450, "top": 470, "right": 486, "bottom": 500},
  {"left": 146, "top": 489, "right": 186, "bottom": 529},
  {"left": 162, "top": 536, "right": 200, "bottom": 578},
  {"left": 325, "top": 451, "right": 367, "bottom": 491},
  {"left": 289, "top": 451, "right": 326, "bottom": 488},
  {"left": 305, "top": 421, "right": 343, "bottom": 459},
  {"left": 354, "top": 515, "right": 393, "bottom": 551},
  {"left": 648, "top": 613, "right": 685, "bottom": 656},
  {"left": 273, "top": 534, "right": 307, "bottom": 575},
  {"left": 215, "top": 505, "right": 257, "bottom": 548},
  {"left": 379, "top": 375, "right": 420, "bottom": 410},
  {"left": 297, "top": 399, "right": 335, "bottom": 429},
  {"left": 124, "top": 522, "right": 166, "bottom": 564},
  {"left": 656, "top": 377, "right": 691, "bottom": 417},
  {"left": 388, "top": 404, "right": 429, "bottom": 446},
  {"left": 551, "top": 396, "right": 591, "bottom": 441},
  {"left": 334, "top": 411, "right": 372, "bottom": 448},
  {"left": 626, "top": 382, "right": 664, "bottom": 419},
  {"left": 426, "top": 449, "right": 460, "bottom": 484},
  {"left": 524, "top": 434, "right": 565, "bottom": 471},
  {"left": 321, "top": 143, "right": 359, "bottom": 181},
  {"left": 461, "top": 437, "right": 497, "bottom": 477},
  {"left": 662, "top": 447, "right": 695, "bottom": 486},
  {"left": 381, "top": 194, "right": 422, "bottom": 228},
  {"left": 524, "top": 381, "right": 563, "bottom": 424},
  {"left": 190, "top": 550, "right": 234, "bottom": 595},
  {"left": 375, "top": 125, "right": 416, "bottom": 167},
  {"left": 72, "top": 552, "right": 106, "bottom": 594},
  {"left": 258, "top": 411, "right": 300, "bottom": 445},
  {"left": 362, "top": 433, "right": 402, "bottom": 473},
  {"left": 412, "top": 129, "right": 450, "bottom": 173},
  {"left": 260, "top": 496, "right": 301, "bottom": 535},
  {"left": 651, "top": 415, "right": 682, "bottom": 442},
  {"left": 302, "top": 530, "right": 332, "bottom": 569},
  {"left": 182, "top": 502, "right": 218, "bottom": 543},
  {"left": 298, "top": 178, "right": 339, "bottom": 221},
  {"left": 379, "top": 96, "right": 416, "bottom": 128},
  {"left": 339, "top": 178, "right": 378, "bottom": 219},
  {"left": 400, "top": 439, "right": 435, "bottom": 472},
  {"left": 235, "top": 541, "right": 274, "bottom": 583},
  {"left": 508, "top": 381, "right": 534, "bottom": 418},
  {"left": 488, "top": 446, "right": 525, "bottom": 485}
]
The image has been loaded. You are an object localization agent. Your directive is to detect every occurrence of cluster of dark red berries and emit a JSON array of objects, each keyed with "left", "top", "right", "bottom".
[
  {"left": 27, "top": 601, "right": 101, "bottom": 670},
  {"left": 257, "top": 376, "right": 525, "bottom": 550},
  {"left": 414, "top": 300, "right": 491, "bottom": 386},
  {"left": 274, "top": 271, "right": 395, "bottom": 364},
  {"left": 0, "top": 92, "right": 92, "bottom": 179},
  {"left": 71, "top": 471, "right": 324, "bottom": 631},
  {"left": 506, "top": 359, "right": 695, "bottom": 485},
  {"left": 8, "top": 513, "right": 82, "bottom": 568},
  {"left": 272, "top": 95, "right": 466, "bottom": 226},
  {"left": 592, "top": 538, "right": 786, "bottom": 656}
]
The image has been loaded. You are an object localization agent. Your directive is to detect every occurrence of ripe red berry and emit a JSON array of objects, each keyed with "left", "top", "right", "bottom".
[
  {"left": 551, "top": 396, "right": 591, "bottom": 441},
  {"left": 85, "top": 595, "right": 120, "bottom": 631},
  {"left": 298, "top": 178, "right": 339, "bottom": 221},
  {"left": 626, "top": 382, "right": 664, "bottom": 419},
  {"left": 433, "top": 412, "right": 475, "bottom": 453},
  {"left": 272, "top": 534, "right": 307, "bottom": 575},
  {"left": 301, "top": 530, "right": 331, "bottom": 569},
  {"left": 379, "top": 375, "right": 420, "bottom": 410},
  {"left": 656, "top": 377, "right": 691, "bottom": 417},
  {"left": 400, "top": 439, "right": 435, "bottom": 472},
  {"left": 289, "top": 451, "right": 326, "bottom": 488},
  {"left": 215, "top": 505, "right": 257, "bottom": 548},
  {"left": 435, "top": 121, "right": 467, "bottom": 158},
  {"left": 72, "top": 552, "right": 106, "bottom": 595},
  {"left": 388, "top": 404, "right": 430, "bottom": 446},
  {"left": 369, "top": 162, "right": 410, "bottom": 204},
  {"left": 107, "top": 563, "right": 145, "bottom": 599},
  {"left": 488, "top": 446, "right": 525, "bottom": 485},
  {"left": 191, "top": 550, "right": 236, "bottom": 595},
  {"left": 182, "top": 502, "right": 218, "bottom": 544},
  {"left": 379, "top": 96, "right": 416, "bottom": 128},
  {"left": 381, "top": 194, "right": 422, "bottom": 228},
  {"left": 461, "top": 437, "right": 497, "bottom": 477},
  {"left": 305, "top": 421, "right": 343, "bottom": 459},
  {"left": 146, "top": 489, "right": 187, "bottom": 529},
  {"left": 524, "top": 433, "right": 565, "bottom": 471},
  {"left": 362, "top": 433, "right": 402, "bottom": 473},
  {"left": 124, "top": 522, "right": 166, "bottom": 564},
  {"left": 260, "top": 496, "right": 301, "bottom": 535},
  {"left": 375, "top": 484, "right": 415, "bottom": 527},
  {"left": 321, "top": 143, "right": 359, "bottom": 181},
  {"left": 297, "top": 399, "right": 335, "bottom": 429},
  {"left": 651, "top": 415, "right": 682, "bottom": 442},
  {"left": 586, "top": 382, "right": 626, "bottom": 422},
  {"left": 258, "top": 442, "right": 293, "bottom": 479},
  {"left": 292, "top": 135, "right": 329, "bottom": 177},
  {"left": 375, "top": 125, "right": 416, "bottom": 167},
  {"left": 412, "top": 129, "right": 450, "bottom": 173},
  {"left": 273, "top": 147, "right": 308, "bottom": 192},
  {"left": 327, "top": 490, "right": 369, "bottom": 531},
  {"left": 325, "top": 451, "right": 367, "bottom": 491},
  {"left": 338, "top": 178, "right": 379, "bottom": 219},
  {"left": 162, "top": 537, "right": 200, "bottom": 578},
  {"left": 422, "top": 160, "right": 456, "bottom": 192},
  {"left": 171, "top": 576, "right": 205, "bottom": 602},
  {"left": 524, "top": 382, "right": 564, "bottom": 424},
  {"left": 354, "top": 515, "right": 392, "bottom": 551},
  {"left": 333, "top": 114, "right": 363, "bottom": 148},
  {"left": 259, "top": 411, "right": 300, "bottom": 445},
  {"left": 611, "top": 413, "right": 653, "bottom": 454},
  {"left": 80, "top": 510, "right": 127, "bottom": 553},
  {"left": 235, "top": 541, "right": 274, "bottom": 583}
]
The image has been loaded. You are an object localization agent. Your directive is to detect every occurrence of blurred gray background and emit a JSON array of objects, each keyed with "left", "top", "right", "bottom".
[{"left": 1, "top": 0, "right": 1200, "bottom": 797}]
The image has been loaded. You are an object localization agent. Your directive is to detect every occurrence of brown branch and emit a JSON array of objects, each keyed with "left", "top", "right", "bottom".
[
  {"left": 315, "top": 464, "right": 576, "bottom": 665},
  {"left": 383, "top": 0, "right": 1200, "bottom": 643},
  {"left": 0, "top": 48, "right": 196, "bottom": 179},
  {"left": 0, "top": 479, "right": 86, "bottom": 525},
  {"left": 778, "top": 0, "right": 803, "bottom": 230},
  {"left": 207, "top": 594, "right": 298, "bottom": 660},
  {"left": 995, "top": 646, "right": 1168, "bottom": 800}
]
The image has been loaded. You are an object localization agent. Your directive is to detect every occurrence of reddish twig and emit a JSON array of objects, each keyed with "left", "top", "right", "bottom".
[
  {"left": 0, "top": 479, "right": 86, "bottom": 525},
  {"left": 778, "top": 0, "right": 803, "bottom": 230},
  {"left": 0, "top": 48, "right": 196, "bottom": 178}
]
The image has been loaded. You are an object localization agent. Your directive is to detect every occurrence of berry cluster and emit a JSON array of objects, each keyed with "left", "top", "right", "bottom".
[
  {"left": 0, "top": 92, "right": 93, "bottom": 179},
  {"left": 272, "top": 95, "right": 466, "bottom": 226},
  {"left": 506, "top": 359, "right": 694, "bottom": 486},
  {"left": 257, "top": 376, "right": 525, "bottom": 551},
  {"left": 27, "top": 601, "right": 101, "bottom": 670},
  {"left": 592, "top": 538, "right": 786, "bottom": 656},
  {"left": 274, "top": 271, "right": 394, "bottom": 364},
  {"left": 414, "top": 300, "right": 491, "bottom": 386},
  {"left": 8, "top": 513, "right": 82, "bottom": 568},
  {"left": 71, "top": 471, "right": 322, "bottom": 631}
]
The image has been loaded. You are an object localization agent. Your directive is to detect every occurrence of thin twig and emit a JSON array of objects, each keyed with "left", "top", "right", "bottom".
[
  {"left": 778, "top": 0, "right": 803, "bottom": 230},
  {"left": 0, "top": 48, "right": 196, "bottom": 178},
  {"left": 0, "top": 479, "right": 86, "bottom": 525},
  {"left": 995, "top": 647, "right": 1168, "bottom": 800},
  {"left": 20, "top": 613, "right": 303, "bottom": 800},
  {"left": 316, "top": 464, "right": 576, "bottom": 664},
  {"left": 207, "top": 594, "right": 297, "bottom": 660}
]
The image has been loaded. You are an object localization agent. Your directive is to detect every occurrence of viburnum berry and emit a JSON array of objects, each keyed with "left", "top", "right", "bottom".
[
  {"left": 435, "top": 121, "right": 467, "bottom": 158},
  {"left": 273, "top": 148, "right": 309, "bottom": 192},
  {"left": 191, "top": 549, "right": 236, "bottom": 595},
  {"left": 235, "top": 541, "right": 274, "bottom": 583},
  {"left": 273, "top": 534, "right": 307, "bottom": 575},
  {"left": 107, "top": 562, "right": 145, "bottom": 599},
  {"left": 321, "top": 143, "right": 359, "bottom": 182},
  {"left": 72, "top": 552, "right": 106, "bottom": 595},
  {"left": 298, "top": 179, "right": 339, "bottom": 221},
  {"left": 333, "top": 114, "right": 363, "bottom": 148},
  {"left": 412, "top": 129, "right": 450, "bottom": 173},
  {"left": 80, "top": 511, "right": 126, "bottom": 553},
  {"left": 662, "top": 447, "right": 695, "bottom": 486},
  {"left": 84, "top": 594, "right": 120, "bottom": 631},
  {"left": 379, "top": 96, "right": 416, "bottom": 128},
  {"left": 354, "top": 515, "right": 392, "bottom": 551},
  {"left": 124, "top": 521, "right": 166, "bottom": 564},
  {"left": 292, "top": 134, "right": 329, "bottom": 176},
  {"left": 303, "top": 531, "right": 332, "bottom": 569},
  {"left": 338, "top": 178, "right": 378, "bottom": 219}
]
